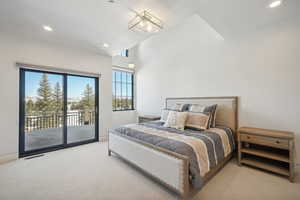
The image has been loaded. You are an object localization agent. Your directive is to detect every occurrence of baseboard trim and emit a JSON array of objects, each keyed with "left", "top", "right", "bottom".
[{"left": 0, "top": 153, "right": 18, "bottom": 165}]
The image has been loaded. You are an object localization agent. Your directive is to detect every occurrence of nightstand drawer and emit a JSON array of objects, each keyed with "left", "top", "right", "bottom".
[{"left": 240, "top": 134, "right": 289, "bottom": 149}]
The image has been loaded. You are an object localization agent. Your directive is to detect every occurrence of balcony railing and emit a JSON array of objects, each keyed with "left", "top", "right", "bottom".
[{"left": 25, "top": 111, "right": 95, "bottom": 132}]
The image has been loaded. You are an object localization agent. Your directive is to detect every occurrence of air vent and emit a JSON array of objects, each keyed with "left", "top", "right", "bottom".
[{"left": 24, "top": 154, "right": 45, "bottom": 160}]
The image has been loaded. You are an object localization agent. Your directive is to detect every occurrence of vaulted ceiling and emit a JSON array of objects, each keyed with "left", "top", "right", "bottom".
[{"left": 0, "top": 0, "right": 299, "bottom": 55}]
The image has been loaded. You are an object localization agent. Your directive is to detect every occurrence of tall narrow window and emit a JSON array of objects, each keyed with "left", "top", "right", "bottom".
[
  {"left": 112, "top": 70, "right": 134, "bottom": 111},
  {"left": 119, "top": 49, "right": 129, "bottom": 57}
]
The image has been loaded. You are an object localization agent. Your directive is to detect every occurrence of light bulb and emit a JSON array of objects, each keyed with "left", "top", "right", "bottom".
[
  {"left": 43, "top": 25, "right": 53, "bottom": 32},
  {"left": 140, "top": 21, "right": 145, "bottom": 27},
  {"left": 147, "top": 24, "right": 153, "bottom": 32},
  {"left": 269, "top": 0, "right": 281, "bottom": 8}
]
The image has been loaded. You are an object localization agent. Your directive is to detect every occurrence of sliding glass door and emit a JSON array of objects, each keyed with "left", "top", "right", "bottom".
[
  {"left": 67, "top": 75, "right": 97, "bottom": 144},
  {"left": 22, "top": 70, "right": 64, "bottom": 152},
  {"left": 19, "top": 68, "right": 99, "bottom": 157}
]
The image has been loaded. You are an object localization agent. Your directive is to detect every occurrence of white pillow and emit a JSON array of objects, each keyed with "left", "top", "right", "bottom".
[
  {"left": 160, "top": 109, "right": 170, "bottom": 122},
  {"left": 163, "top": 111, "right": 188, "bottom": 130}
]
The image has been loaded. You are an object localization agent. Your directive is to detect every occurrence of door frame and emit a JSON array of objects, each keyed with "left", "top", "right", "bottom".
[{"left": 19, "top": 68, "right": 99, "bottom": 158}]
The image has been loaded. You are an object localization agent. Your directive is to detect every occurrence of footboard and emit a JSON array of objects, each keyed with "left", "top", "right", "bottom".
[{"left": 108, "top": 130, "right": 190, "bottom": 199}]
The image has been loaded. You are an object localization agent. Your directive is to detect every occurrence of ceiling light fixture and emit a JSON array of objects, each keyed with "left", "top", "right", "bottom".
[
  {"left": 128, "top": 63, "right": 135, "bottom": 69},
  {"left": 43, "top": 25, "right": 53, "bottom": 32},
  {"left": 128, "top": 10, "right": 163, "bottom": 33},
  {"left": 269, "top": 0, "right": 282, "bottom": 8},
  {"left": 103, "top": 43, "right": 109, "bottom": 48}
]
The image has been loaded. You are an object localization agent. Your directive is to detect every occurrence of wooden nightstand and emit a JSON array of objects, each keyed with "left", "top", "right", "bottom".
[
  {"left": 238, "top": 127, "right": 295, "bottom": 182},
  {"left": 138, "top": 115, "right": 161, "bottom": 123}
]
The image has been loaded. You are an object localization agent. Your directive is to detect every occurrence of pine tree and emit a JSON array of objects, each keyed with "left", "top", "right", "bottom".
[
  {"left": 52, "top": 82, "right": 63, "bottom": 113},
  {"left": 81, "top": 84, "right": 95, "bottom": 110},
  {"left": 112, "top": 95, "right": 116, "bottom": 110},
  {"left": 35, "top": 73, "right": 53, "bottom": 114},
  {"left": 26, "top": 98, "right": 35, "bottom": 115}
]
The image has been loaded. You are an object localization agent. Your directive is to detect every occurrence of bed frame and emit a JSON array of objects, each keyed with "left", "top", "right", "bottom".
[{"left": 108, "top": 96, "right": 238, "bottom": 199}]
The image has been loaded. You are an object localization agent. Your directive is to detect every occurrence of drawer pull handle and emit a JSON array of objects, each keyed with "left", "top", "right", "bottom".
[
  {"left": 276, "top": 141, "right": 280, "bottom": 144},
  {"left": 247, "top": 136, "right": 250, "bottom": 139}
]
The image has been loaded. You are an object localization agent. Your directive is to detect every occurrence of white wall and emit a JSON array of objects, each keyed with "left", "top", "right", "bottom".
[
  {"left": 135, "top": 15, "right": 300, "bottom": 163},
  {"left": 0, "top": 34, "right": 112, "bottom": 162},
  {"left": 112, "top": 111, "right": 137, "bottom": 128}
]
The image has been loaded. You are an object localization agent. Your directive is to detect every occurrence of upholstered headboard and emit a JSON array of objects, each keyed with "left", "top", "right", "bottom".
[{"left": 165, "top": 96, "right": 238, "bottom": 132}]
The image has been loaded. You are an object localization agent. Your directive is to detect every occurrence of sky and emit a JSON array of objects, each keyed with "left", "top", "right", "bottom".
[
  {"left": 25, "top": 71, "right": 133, "bottom": 100},
  {"left": 25, "top": 71, "right": 95, "bottom": 100}
]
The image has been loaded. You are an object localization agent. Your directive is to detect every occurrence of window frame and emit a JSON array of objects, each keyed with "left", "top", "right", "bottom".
[
  {"left": 112, "top": 70, "right": 134, "bottom": 112},
  {"left": 120, "top": 49, "right": 129, "bottom": 57}
]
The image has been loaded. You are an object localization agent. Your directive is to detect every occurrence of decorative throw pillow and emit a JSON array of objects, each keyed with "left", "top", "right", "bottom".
[
  {"left": 185, "top": 112, "right": 210, "bottom": 130},
  {"left": 163, "top": 111, "right": 188, "bottom": 130},
  {"left": 211, "top": 107, "right": 218, "bottom": 127},
  {"left": 170, "top": 103, "right": 190, "bottom": 111},
  {"left": 160, "top": 109, "right": 171, "bottom": 122},
  {"left": 188, "top": 104, "right": 217, "bottom": 127}
]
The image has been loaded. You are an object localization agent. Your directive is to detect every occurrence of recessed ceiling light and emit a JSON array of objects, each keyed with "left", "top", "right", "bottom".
[
  {"left": 43, "top": 25, "right": 53, "bottom": 32},
  {"left": 128, "top": 63, "right": 135, "bottom": 69},
  {"left": 269, "top": 0, "right": 282, "bottom": 8},
  {"left": 103, "top": 43, "right": 109, "bottom": 48}
]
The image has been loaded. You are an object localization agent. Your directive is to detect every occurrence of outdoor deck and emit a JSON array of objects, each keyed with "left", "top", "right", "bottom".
[{"left": 25, "top": 125, "right": 95, "bottom": 151}]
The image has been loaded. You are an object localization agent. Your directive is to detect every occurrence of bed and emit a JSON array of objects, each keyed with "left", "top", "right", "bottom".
[{"left": 108, "top": 96, "right": 238, "bottom": 199}]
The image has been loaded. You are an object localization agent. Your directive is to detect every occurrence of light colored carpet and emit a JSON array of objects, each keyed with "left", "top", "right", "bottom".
[{"left": 0, "top": 142, "right": 299, "bottom": 200}]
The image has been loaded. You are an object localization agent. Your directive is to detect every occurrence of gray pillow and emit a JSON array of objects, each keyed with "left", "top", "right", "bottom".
[
  {"left": 170, "top": 103, "right": 190, "bottom": 111},
  {"left": 188, "top": 104, "right": 217, "bottom": 127}
]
